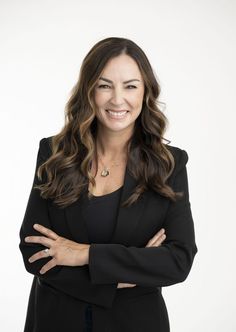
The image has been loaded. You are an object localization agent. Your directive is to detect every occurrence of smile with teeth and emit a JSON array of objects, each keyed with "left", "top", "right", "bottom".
[{"left": 106, "top": 109, "right": 129, "bottom": 119}]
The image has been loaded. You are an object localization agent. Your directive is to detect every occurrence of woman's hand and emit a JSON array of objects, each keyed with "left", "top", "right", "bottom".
[
  {"left": 25, "top": 224, "right": 90, "bottom": 274},
  {"left": 116, "top": 228, "right": 166, "bottom": 289}
]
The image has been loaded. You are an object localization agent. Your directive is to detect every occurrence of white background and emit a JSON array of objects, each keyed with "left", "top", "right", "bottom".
[{"left": 0, "top": 0, "right": 235, "bottom": 331}]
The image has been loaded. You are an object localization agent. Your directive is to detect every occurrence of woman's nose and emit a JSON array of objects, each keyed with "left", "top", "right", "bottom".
[{"left": 110, "top": 88, "right": 125, "bottom": 104}]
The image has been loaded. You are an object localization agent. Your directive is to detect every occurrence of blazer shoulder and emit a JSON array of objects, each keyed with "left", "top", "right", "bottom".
[
  {"left": 165, "top": 144, "right": 189, "bottom": 174},
  {"left": 38, "top": 135, "right": 54, "bottom": 159}
]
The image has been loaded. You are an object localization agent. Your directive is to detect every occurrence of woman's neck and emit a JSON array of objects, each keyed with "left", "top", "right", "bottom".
[{"left": 95, "top": 129, "right": 132, "bottom": 160}]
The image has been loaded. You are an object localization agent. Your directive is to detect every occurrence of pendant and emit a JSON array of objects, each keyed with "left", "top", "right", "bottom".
[{"left": 101, "top": 169, "right": 109, "bottom": 177}]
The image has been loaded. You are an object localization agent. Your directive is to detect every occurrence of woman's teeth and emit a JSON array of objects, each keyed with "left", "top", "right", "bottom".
[{"left": 106, "top": 110, "right": 128, "bottom": 119}]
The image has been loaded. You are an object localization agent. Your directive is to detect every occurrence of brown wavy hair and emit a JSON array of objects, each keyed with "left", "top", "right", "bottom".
[{"left": 34, "top": 37, "right": 184, "bottom": 209}]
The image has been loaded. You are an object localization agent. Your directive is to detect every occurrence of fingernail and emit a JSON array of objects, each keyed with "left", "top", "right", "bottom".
[
  {"left": 25, "top": 237, "right": 29, "bottom": 242},
  {"left": 33, "top": 224, "right": 39, "bottom": 228},
  {"left": 28, "top": 258, "right": 32, "bottom": 263}
]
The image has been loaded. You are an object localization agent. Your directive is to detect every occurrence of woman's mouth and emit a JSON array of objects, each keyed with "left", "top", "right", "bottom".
[{"left": 105, "top": 109, "right": 129, "bottom": 119}]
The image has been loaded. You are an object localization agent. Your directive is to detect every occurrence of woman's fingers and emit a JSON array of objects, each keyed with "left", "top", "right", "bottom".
[
  {"left": 25, "top": 224, "right": 59, "bottom": 247},
  {"left": 25, "top": 235, "right": 53, "bottom": 248},
  {"left": 146, "top": 228, "right": 166, "bottom": 247},
  {"left": 151, "top": 233, "right": 166, "bottom": 247},
  {"left": 28, "top": 249, "right": 52, "bottom": 263},
  {"left": 33, "top": 224, "right": 59, "bottom": 240},
  {"left": 40, "top": 258, "right": 57, "bottom": 274},
  {"left": 147, "top": 233, "right": 166, "bottom": 247},
  {"left": 117, "top": 282, "right": 137, "bottom": 289}
]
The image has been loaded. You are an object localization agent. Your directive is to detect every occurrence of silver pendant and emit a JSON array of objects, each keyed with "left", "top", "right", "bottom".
[{"left": 101, "top": 169, "right": 109, "bottom": 177}]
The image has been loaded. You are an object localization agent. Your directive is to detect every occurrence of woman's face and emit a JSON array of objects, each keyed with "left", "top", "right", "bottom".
[{"left": 94, "top": 54, "right": 145, "bottom": 134}]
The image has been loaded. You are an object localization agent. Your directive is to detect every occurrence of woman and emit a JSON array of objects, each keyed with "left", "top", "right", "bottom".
[{"left": 19, "top": 37, "right": 198, "bottom": 332}]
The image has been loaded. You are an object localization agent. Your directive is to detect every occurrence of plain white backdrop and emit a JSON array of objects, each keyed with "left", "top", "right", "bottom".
[{"left": 0, "top": 0, "right": 235, "bottom": 331}]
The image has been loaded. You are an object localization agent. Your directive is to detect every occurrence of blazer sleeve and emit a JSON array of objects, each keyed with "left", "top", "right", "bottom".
[
  {"left": 88, "top": 148, "right": 198, "bottom": 287},
  {"left": 19, "top": 137, "right": 117, "bottom": 308}
]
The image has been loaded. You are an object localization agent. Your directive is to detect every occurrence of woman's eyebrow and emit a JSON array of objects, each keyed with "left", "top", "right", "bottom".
[{"left": 99, "top": 77, "right": 141, "bottom": 84}]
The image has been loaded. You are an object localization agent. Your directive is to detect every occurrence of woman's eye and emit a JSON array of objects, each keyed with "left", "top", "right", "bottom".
[
  {"left": 98, "top": 84, "right": 111, "bottom": 89},
  {"left": 127, "top": 85, "right": 137, "bottom": 89}
]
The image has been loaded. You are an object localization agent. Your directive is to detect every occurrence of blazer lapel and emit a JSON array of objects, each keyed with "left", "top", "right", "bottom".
[{"left": 64, "top": 166, "right": 146, "bottom": 245}]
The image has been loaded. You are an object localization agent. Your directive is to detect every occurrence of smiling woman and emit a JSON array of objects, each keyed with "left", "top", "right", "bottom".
[
  {"left": 93, "top": 54, "right": 145, "bottom": 132},
  {"left": 19, "top": 36, "right": 198, "bottom": 332}
]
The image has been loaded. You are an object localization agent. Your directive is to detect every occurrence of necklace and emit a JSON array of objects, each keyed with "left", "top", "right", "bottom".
[{"left": 97, "top": 153, "right": 126, "bottom": 177}]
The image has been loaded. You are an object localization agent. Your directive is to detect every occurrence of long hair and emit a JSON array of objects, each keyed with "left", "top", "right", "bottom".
[{"left": 35, "top": 37, "right": 184, "bottom": 209}]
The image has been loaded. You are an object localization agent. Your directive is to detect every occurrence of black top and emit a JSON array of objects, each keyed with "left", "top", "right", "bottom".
[{"left": 81, "top": 186, "right": 123, "bottom": 243}]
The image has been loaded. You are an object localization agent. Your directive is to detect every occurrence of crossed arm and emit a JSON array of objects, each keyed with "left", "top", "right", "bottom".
[{"left": 24, "top": 222, "right": 166, "bottom": 290}]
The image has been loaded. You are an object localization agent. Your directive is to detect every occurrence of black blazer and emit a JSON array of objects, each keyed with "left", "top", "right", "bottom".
[{"left": 19, "top": 137, "right": 198, "bottom": 332}]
